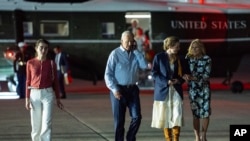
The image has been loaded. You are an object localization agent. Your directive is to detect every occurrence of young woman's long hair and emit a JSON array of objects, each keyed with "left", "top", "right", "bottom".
[
  {"left": 163, "top": 36, "right": 179, "bottom": 64},
  {"left": 163, "top": 36, "right": 182, "bottom": 76}
]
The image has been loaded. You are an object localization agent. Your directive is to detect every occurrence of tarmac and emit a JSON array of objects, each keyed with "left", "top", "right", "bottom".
[{"left": 1, "top": 78, "right": 250, "bottom": 141}]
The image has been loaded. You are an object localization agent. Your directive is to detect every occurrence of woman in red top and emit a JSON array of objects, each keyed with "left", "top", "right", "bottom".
[{"left": 25, "top": 39, "right": 63, "bottom": 141}]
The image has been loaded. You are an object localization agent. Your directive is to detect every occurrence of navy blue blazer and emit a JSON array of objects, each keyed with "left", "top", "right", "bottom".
[
  {"left": 152, "top": 52, "right": 186, "bottom": 101},
  {"left": 56, "top": 52, "right": 69, "bottom": 74}
]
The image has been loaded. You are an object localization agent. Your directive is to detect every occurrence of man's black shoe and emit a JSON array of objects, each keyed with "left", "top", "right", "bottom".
[{"left": 60, "top": 96, "right": 66, "bottom": 99}]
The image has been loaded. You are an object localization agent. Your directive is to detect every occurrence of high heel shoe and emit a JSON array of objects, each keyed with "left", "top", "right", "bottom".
[{"left": 200, "top": 136, "right": 207, "bottom": 141}]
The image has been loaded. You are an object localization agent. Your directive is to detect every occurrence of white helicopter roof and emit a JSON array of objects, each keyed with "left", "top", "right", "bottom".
[{"left": 1, "top": 0, "right": 250, "bottom": 13}]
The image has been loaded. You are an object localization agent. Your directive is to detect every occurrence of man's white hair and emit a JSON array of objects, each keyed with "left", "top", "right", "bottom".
[
  {"left": 131, "top": 19, "right": 139, "bottom": 24},
  {"left": 121, "top": 31, "right": 134, "bottom": 40}
]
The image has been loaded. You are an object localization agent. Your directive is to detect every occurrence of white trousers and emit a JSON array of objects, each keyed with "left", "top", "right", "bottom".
[{"left": 30, "top": 87, "right": 55, "bottom": 141}]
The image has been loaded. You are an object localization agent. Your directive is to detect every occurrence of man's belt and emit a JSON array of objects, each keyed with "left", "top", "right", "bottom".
[{"left": 117, "top": 84, "right": 137, "bottom": 88}]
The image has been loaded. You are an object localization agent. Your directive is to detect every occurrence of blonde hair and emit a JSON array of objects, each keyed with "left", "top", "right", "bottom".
[
  {"left": 163, "top": 36, "right": 179, "bottom": 64},
  {"left": 186, "top": 39, "right": 206, "bottom": 58},
  {"left": 163, "top": 36, "right": 179, "bottom": 51}
]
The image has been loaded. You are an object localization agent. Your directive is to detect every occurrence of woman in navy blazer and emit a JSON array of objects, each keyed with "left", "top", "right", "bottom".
[{"left": 151, "top": 36, "right": 189, "bottom": 141}]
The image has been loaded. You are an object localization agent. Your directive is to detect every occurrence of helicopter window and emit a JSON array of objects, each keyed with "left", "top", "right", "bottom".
[
  {"left": 40, "top": 20, "right": 69, "bottom": 37},
  {"left": 101, "top": 22, "right": 115, "bottom": 39},
  {"left": 23, "top": 21, "right": 33, "bottom": 37}
]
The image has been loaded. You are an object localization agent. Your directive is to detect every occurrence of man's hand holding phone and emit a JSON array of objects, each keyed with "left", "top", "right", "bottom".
[{"left": 129, "top": 40, "right": 137, "bottom": 51}]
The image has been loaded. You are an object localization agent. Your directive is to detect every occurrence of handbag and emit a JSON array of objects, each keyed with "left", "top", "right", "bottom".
[{"left": 64, "top": 70, "right": 73, "bottom": 85}]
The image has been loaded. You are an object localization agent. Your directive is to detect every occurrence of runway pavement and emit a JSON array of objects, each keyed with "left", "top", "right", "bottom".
[{"left": 0, "top": 79, "right": 250, "bottom": 141}]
